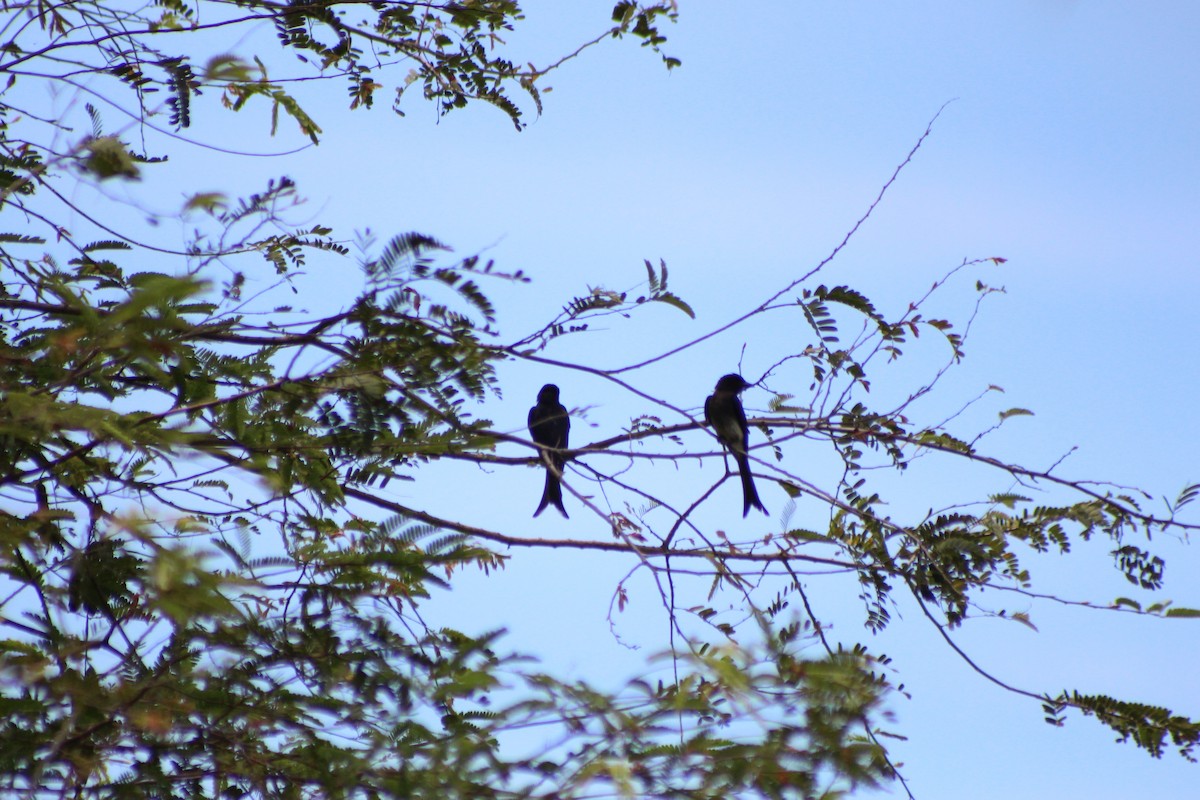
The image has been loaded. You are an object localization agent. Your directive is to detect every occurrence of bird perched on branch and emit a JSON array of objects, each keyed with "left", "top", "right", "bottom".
[
  {"left": 705, "top": 373, "right": 767, "bottom": 517},
  {"left": 528, "top": 383, "right": 570, "bottom": 518}
]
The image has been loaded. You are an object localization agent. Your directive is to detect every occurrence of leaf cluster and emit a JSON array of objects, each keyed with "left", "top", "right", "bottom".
[{"left": 0, "top": 208, "right": 904, "bottom": 797}]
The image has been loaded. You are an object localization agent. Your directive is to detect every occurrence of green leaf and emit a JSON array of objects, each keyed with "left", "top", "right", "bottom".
[
  {"left": 989, "top": 493, "right": 1031, "bottom": 508},
  {"left": 1164, "top": 607, "right": 1200, "bottom": 619},
  {"left": 203, "top": 53, "right": 256, "bottom": 83},
  {"left": 784, "top": 528, "right": 829, "bottom": 542},
  {"left": 1011, "top": 611, "right": 1038, "bottom": 632},
  {"left": 83, "top": 136, "right": 141, "bottom": 180},
  {"left": 183, "top": 192, "right": 227, "bottom": 213},
  {"left": 653, "top": 291, "right": 695, "bottom": 318},
  {"left": 0, "top": 233, "right": 45, "bottom": 244},
  {"left": 1175, "top": 483, "right": 1200, "bottom": 510},
  {"left": 777, "top": 480, "right": 803, "bottom": 498}
]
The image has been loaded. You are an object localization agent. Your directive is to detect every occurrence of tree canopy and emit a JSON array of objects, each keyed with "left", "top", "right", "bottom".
[{"left": 1, "top": 2, "right": 1198, "bottom": 798}]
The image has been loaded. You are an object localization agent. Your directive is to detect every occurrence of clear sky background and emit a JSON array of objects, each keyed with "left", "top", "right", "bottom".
[
  {"left": 35, "top": 1, "right": 1200, "bottom": 798},
  {"left": 303, "top": 4, "right": 1197, "bottom": 796}
]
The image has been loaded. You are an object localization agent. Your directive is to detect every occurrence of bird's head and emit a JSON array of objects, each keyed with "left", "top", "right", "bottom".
[{"left": 714, "top": 374, "right": 750, "bottom": 393}]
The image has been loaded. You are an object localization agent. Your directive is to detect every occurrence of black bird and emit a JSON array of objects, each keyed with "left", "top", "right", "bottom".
[
  {"left": 704, "top": 373, "right": 767, "bottom": 517},
  {"left": 528, "top": 383, "right": 570, "bottom": 518}
]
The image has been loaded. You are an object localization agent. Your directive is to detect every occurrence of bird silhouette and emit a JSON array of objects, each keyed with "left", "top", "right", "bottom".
[
  {"left": 705, "top": 373, "right": 767, "bottom": 517},
  {"left": 528, "top": 383, "right": 570, "bottom": 518}
]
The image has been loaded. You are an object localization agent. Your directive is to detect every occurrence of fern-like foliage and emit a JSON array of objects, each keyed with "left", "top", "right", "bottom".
[
  {"left": 160, "top": 56, "right": 201, "bottom": 129},
  {"left": 1048, "top": 691, "right": 1200, "bottom": 761}
]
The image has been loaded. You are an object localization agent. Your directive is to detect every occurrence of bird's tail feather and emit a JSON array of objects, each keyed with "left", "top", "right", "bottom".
[
  {"left": 737, "top": 454, "right": 767, "bottom": 517},
  {"left": 534, "top": 466, "right": 568, "bottom": 518}
]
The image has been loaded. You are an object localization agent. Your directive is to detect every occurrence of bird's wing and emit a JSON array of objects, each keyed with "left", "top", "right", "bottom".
[{"left": 554, "top": 403, "right": 569, "bottom": 449}]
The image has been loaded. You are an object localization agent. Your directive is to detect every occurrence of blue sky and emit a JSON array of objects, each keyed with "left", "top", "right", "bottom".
[
  {"left": 274, "top": 3, "right": 1198, "bottom": 797},
  {"left": 26, "top": 1, "right": 1200, "bottom": 797}
]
